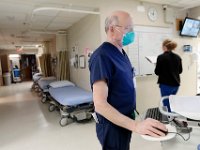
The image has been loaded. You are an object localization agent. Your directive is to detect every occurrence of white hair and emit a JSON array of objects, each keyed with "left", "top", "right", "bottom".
[{"left": 105, "top": 15, "right": 119, "bottom": 33}]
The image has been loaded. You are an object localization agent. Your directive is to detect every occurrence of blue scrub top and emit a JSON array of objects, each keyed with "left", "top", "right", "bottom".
[{"left": 89, "top": 42, "right": 136, "bottom": 115}]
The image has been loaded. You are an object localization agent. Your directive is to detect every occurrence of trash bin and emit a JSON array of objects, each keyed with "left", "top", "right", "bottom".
[{"left": 3, "top": 72, "right": 11, "bottom": 86}]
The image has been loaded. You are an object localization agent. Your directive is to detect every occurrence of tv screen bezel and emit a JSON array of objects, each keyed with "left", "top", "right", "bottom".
[{"left": 180, "top": 17, "right": 200, "bottom": 37}]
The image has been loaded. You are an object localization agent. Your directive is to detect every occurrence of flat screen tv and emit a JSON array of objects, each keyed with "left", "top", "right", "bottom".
[{"left": 180, "top": 17, "right": 200, "bottom": 37}]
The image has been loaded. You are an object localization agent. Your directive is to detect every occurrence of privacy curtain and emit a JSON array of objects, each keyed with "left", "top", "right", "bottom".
[
  {"left": 56, "top": 51, "right": 69, "bottom": 81},
  {"left": 39, "top": 53, "right": 52, "bottom": 77}
]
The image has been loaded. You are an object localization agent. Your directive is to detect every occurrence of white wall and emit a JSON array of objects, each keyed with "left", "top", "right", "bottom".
[
  {"left": 64, "top": 1, "right": 200, "bottom": 113},
  {"left": 67, "top": 14, "right": 101, "bottom": 90},
  {"left": 56, "top": 34, "right": 67, "bottom": 52},
  {"left": 189, "top": 6, "right": 200, "bottom": 19},
  {"left": 99, "top": 1, "right": 175, "bottom": 41},
  {"left": 96, "top": 1, "right": 198, "bottom": 113},
  {"left": 9, "top": 55, "right": 20, "bottom": 69}
]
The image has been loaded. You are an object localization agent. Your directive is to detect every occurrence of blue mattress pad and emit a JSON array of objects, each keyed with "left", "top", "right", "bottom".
[
  {"left": 49, "top": 86, "right": 93, "bottom": 106},
  {"left": 38, "top": 78, "right": 57, "bottom": 90}
]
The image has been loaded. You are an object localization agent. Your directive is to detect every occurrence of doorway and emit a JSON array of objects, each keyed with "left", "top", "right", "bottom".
[{"left": 20, "top": 54, "right": 37, "bottom": 81}]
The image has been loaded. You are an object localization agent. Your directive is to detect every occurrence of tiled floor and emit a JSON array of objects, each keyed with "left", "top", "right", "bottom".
[{"left": 0, "top": 82, "right": 162, "bottom": 150}]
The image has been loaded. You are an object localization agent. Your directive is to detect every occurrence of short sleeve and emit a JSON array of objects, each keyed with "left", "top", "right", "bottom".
[{"left": 89, "top": 55, "right": 113, "bottom": 86}]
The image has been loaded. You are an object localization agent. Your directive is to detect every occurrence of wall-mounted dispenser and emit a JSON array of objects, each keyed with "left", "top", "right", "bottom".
[{"left": 183, "top": 45, "right": 192, "bottom": 52}]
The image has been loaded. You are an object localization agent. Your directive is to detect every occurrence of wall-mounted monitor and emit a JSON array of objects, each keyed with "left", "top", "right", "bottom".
[{"left": 180, "top": 17, "right": 200, "bottom": 37}]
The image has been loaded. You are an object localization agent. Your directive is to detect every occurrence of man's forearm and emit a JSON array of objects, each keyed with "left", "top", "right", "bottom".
[{"left": 95, "top": 101, "right": 137, "bottom": 132}]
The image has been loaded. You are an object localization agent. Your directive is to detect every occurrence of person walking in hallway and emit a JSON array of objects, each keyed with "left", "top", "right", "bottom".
[{"left": 155, "top": 39, "right": 183, "bottom": 112}]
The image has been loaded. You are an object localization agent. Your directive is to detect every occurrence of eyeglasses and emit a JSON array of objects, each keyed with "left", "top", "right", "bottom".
[{"left": 114, "top": 25, "right": 134, "bottom": 32}]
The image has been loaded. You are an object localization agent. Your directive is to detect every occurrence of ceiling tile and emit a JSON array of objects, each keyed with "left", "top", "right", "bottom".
[
  {"left": 52, "top": 16, "right": 78, "bottom": 24},
  {"left": 32, "top": 15, "right": 53, "bottom": 22},
  {"left": 0, "top": 1, "right": 33, "bottom": 13}
]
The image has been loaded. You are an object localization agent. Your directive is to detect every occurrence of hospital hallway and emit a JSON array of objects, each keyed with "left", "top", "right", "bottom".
[{"left": 0, "top": 82, "right": 162, "bottom": 150}]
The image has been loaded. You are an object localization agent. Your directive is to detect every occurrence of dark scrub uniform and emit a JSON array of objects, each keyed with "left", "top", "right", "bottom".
[{"left": 89, "top": 42, "right": 136, "bottom": 150}]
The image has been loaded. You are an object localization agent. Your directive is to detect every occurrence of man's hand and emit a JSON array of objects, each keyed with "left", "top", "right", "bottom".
[{"left": 134, "top": 118, "right": 167, "bottom": 137}]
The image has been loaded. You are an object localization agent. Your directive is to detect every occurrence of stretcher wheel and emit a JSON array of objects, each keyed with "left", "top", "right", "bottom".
[
  {"left": 41, "top": 97, "right": 46, "bottom": 103},
  {"left": 59, "top": 117, "right": 69, "bottom": 127},
  {"left": 49, "top": 104, "right": 56, "bottom": 112},
  {"left": 38, "top": 92, "right": 42, "bottom": 97},
  {"left": 87, "top": 114, "right": 93, "bottom": 120}
]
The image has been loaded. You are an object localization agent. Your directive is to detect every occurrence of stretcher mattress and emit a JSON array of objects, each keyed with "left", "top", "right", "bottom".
[
  {"left": 33, "top": 73, "right": 43, "bottom": 82},
  {"left": 49, "top": 86, "right": 93, "bottom": 106},
  {"left": 38, "top": 77, "right": 56, "bottom": 90}
]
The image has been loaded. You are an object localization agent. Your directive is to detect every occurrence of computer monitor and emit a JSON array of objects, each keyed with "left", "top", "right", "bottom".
[{"left": 180, "top": 17, "right": 200, "bottom": 37}]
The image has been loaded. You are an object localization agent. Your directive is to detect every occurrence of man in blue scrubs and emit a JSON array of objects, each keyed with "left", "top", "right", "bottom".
[{"left": 89, "top": 10, "right": 167, "bottom": 150}]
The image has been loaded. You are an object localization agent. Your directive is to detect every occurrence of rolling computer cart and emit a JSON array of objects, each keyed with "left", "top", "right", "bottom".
[{"left": 12, "top": 68, "right": 21, "bottom": 83}]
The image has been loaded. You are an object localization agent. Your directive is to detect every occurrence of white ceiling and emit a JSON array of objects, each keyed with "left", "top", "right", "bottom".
[
  {"left": 0, "top": 0, "right": 200, "bottom": 51},
  {"left": 142, "top": 0, "right": 200, "bottom": 9},
  {"left": 0, "top": 0, "right": 99, "bottom": 50}
]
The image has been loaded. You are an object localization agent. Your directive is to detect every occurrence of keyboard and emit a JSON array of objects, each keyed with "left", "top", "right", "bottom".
[{"left": 145, "top": 107, "right": 169, "bottom": 124}]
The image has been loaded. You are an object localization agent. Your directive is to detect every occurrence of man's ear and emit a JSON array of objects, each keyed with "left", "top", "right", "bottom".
[{"left": 109, "top": 26, "right": 114, "bottom": 32}]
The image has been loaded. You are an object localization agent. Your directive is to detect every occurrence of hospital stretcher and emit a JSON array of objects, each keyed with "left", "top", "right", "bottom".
[
  {"left": 48, "top": 82, "right": 93, "bottom": 126},
  {"left": 37, "top": 76, "right": 57, "bottom": 102},
  {"left": 31, "top": 73, "right": 43, "bottom": 92}
]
